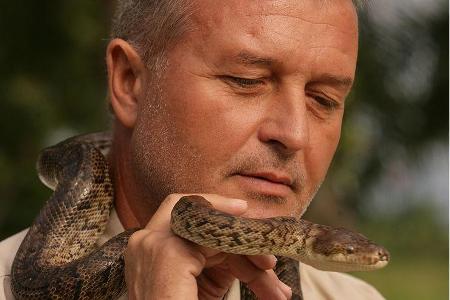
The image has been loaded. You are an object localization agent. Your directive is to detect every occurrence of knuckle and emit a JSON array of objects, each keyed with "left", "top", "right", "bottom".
[
  {"left": 160, "top": 236, "right": 206, "bottom": 267},
  {"left": 126, "top": 230, "right": 148, "bottom": 252},
  {"left": 126, "top": 229, "right": 166, "bottom": 255},
  {"left": 141, "top": 231, "right": 169, "bottom": 251}
]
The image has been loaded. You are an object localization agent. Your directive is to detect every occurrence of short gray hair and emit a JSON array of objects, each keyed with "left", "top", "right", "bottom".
[
  {"left": 111, "top": 0, "right": 193, "bottom": 73},
  {"left": 111, "top": 0, "right": 363, "bottom": 72}
]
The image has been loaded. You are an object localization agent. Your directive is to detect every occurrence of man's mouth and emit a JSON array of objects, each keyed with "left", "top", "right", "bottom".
[{"left": 232, "top": 171, "right": 294, "bottom": 197}]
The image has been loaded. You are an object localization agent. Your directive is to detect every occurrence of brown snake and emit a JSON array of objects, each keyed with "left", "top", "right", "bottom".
[{"left": 11, "top": 132, "right": 389, "bottom": 299}]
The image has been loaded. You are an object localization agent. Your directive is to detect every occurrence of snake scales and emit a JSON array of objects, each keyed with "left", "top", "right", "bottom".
[{"left": 11, "top": 132, "right": 389, "bottom": 299}]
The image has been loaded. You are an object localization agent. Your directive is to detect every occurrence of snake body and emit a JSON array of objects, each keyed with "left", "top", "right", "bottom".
[{"left": 11, "top": 132, "right": 389, "bottom": 299}]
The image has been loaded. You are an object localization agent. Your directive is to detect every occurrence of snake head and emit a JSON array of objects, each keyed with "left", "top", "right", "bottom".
[{"left": 305, "top": 226, "right": 390, "bottom": 272}]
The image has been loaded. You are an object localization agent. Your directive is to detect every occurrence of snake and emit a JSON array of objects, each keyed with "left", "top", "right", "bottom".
[{"left": 10, "top": 132, "right": 389, "bottom": 300}]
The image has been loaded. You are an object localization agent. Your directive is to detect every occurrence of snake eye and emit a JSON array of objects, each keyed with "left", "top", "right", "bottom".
[{"left": 346, "top": 246, "right": 355, "bottom": 254}]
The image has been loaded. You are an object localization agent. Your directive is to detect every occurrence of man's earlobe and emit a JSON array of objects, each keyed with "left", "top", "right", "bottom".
[{"left": 106, "top": 39, "right": 145, "bottom": 128}]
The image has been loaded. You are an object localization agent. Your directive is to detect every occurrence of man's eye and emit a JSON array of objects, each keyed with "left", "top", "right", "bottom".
[
  {"left": 312, "top": 95, "right": 340, "bottom": 111},
  {"left": 222, "top": 76, "right": 263, "bottom": 88}
]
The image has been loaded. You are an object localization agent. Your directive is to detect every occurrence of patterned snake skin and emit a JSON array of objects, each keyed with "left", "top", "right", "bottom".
[{"left": 11, "top": 132, "right": 389, "bottom": 299}]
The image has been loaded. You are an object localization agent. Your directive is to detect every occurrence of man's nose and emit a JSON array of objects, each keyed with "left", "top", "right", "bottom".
[{"left": 257, "top": 91, "right": 310, "bottom": 155}]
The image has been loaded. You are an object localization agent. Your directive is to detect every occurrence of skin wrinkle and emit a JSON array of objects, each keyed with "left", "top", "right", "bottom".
[
  {"left": 248, "top": 0, "right": 357, "bottom": 32},
  {"left": 254, "top": 13, "right": 356, "bottom": 35},
  {"left": 270, "top": 29, "right": 353, "bottom": 45},
  {"left": 254, "top": 5, "right": 357, "bottom": 52},
  {"left": 269, "top": 23, "right": 356, "bottom": 54}
]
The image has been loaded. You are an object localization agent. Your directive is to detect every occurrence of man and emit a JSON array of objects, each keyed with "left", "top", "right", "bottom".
[{"left": 0, "top": 0, "right": 385, "bottom": 299}]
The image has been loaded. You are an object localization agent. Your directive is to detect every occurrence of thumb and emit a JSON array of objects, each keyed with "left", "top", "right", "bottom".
[{"left": 145, "top": 194, "right": 248, "bottom": 231}]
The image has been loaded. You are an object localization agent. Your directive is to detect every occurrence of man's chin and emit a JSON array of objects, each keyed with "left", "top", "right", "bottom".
[
  {"left": 243, "top": 191, "right": 286, "bottom": 205},
  {"left": 237, "top": 192, "right": 303, "bottom": 219}
]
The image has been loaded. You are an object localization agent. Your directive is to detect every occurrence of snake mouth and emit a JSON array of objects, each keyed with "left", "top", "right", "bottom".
[
  {"left": 337, "top": 248, "right": 390, "bottom": 270},
  {"left": 303, "top": 252, "right": 390, "bottom": 272}
]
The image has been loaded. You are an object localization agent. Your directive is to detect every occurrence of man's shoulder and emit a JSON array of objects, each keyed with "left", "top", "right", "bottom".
[
  {"left": 300, "top": 263, "right": 385, "bottom": 300},
  {"left": 0, "top": 229, "right": 28, "bottom": 274},
  {"left": 0, "top": 229, "right": 29, "bottom": 300}
]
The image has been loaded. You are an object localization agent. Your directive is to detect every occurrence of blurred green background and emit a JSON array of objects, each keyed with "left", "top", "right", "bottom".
[{"left": 0, "top": 1, "right": 448, "bottom": 299}]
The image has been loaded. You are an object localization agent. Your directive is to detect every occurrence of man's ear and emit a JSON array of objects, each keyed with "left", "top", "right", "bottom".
[{"left": 106, "top": 39, "right": 146, "bottom": 128}]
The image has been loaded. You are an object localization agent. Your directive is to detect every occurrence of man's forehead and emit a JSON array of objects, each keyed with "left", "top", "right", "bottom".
[
  {"left": 191, "top": 0, "right": 358, "bottom": 41},
  {"left": 190, "top": 1, "right": 358, "bottom": 57},
  {"left": 192, "top": 0, "right": 357, "bottom": 22},
  {"left": 182, "top": 0, "right": 358, "bottom": 90}
]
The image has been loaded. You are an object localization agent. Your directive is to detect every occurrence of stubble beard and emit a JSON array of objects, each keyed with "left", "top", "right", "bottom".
[
  {"left": 130, "top": 82, "right": 208, "bottom": 210},
  {"left": 223, "top": 152, "right": 323, "bottom": 219},
  {"left": 129, "top": 80, "right": 324, "bottom": 220}
]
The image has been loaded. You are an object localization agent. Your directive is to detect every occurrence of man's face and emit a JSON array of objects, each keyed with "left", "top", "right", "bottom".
[{"left": 131, "top": 0, "right": 358, "bottom": 219}]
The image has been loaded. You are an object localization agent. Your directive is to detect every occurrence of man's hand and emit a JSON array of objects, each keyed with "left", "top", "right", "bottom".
[{"left": 124, "top": 194, "right": 292, "bottom": 300}]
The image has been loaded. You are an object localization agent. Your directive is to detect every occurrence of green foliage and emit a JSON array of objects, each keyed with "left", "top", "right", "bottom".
[
  {"left": 0, "top": 1, "right": 111, "bottom": 237},
  {"left": 353, "top": 206, "right": 449, "bottom": 300}
]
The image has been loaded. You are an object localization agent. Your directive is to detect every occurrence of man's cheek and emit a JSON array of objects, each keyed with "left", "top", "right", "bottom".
[{"left": 307, "top": 143, "right": 336, "bottom": 184}]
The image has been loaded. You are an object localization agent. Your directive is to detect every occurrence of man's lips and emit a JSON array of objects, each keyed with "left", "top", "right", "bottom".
[
  {"left": 232, "top": 171, "right": 294, "bottom": 196},
  {"left": 242, "top": 171, "right": 293, "bottom": 186}
]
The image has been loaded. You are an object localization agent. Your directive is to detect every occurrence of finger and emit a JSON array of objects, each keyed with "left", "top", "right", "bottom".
[
  {"left": 247, "top": 255, "right": 277, "bottom": 270},
  {"left": 125, "top": 231, "right": 206, "bottom": 299},
  {"left": 197, "top": 266, "right": 236, "bottom": 298},
  {"left": 146, "top": 193, "right": 248, "bottom": 231},
  {"left": 226, "top": 255, "right": 289, "bottom": 300},
  {"left": 204, "top": 252, "right": 229, "bottom": 268},
  {"left": 247, "top": 270, "right": 291, "bottom": 300},
  {"left": 201, "top": 194, "right": 248, "bottom": 215},
  {"left": 144, "top": 193, "right": 185, "bottom": 230},
  {"left": 279, "top": 280, "right": 293, "bottom": 299},
  {"left": 226, "top": 255, "right": 268, "bottom": 284}
]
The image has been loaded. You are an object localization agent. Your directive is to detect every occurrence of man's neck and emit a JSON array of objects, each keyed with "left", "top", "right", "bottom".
[
  {"left": 113, "top": 162, "right": 141, "bottom": 229},
  {"left": 110, "top": 125, "right": 154, "bottom": 229}
]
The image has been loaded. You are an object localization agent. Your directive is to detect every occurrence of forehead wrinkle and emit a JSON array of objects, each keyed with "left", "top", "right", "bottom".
[
  {"left": 253, "top": 9, "right": 357, "bottom": 35},
  {"left": 270, "top": 19, "right": 356, "bottom": 44},
  {"left": 254, "top": 0, "right": 358, "bottom": 36}
]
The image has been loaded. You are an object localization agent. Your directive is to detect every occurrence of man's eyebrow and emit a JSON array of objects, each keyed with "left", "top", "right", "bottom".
[
  {"left": 313, "top": 73, "right": 354, "bottom": 89},
  {"left": 234, "top": 51, "right": 276, "bottom": 67}
]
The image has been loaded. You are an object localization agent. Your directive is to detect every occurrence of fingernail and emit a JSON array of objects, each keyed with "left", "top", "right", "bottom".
[
  {"left": 229, "top": 198, "right": 248, "bottom": 209},
  {"left": 271, "top": 256, "right": 278, "bottom": 268},
  {"left": 279, "top": 281, "right": 292, "bottom": 298}
]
